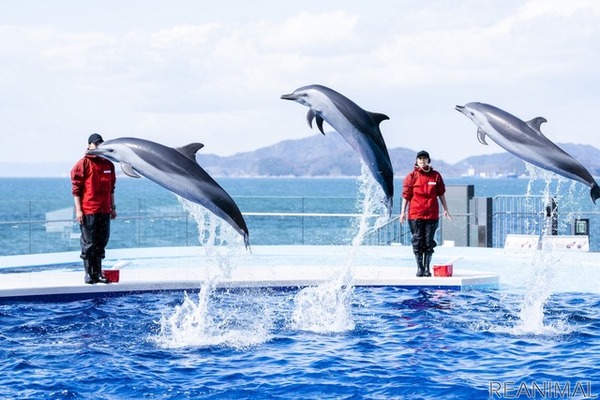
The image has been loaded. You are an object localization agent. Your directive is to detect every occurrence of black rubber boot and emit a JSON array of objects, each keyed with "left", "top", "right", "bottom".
[
  {"left": 91, "top": 258, "right": 109, "bottom": 284},
  {"left": 84, "top": 259, "right": 95, "bottom": 284},
  {"left": 415, "top": 253, "right": 425, "bottom": 277},
  {"left": 423, "top": 253, "right": 433, "bottom": 277}
]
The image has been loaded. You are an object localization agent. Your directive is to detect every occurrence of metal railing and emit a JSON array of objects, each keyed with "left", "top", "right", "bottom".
[
  {"left": 0, "top": 210, "right": 397, "bottom": 256},
  {"left": 492, "top": 195, "right": 600, "bottom": 250},
  {"left": 1, "top": 195, "right": 598, "bottom": 256},
  {"left": 362, "top": 216, "right": 403, "bottom": 246}
]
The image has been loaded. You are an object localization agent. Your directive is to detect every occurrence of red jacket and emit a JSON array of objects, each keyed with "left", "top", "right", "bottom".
[
  {"left": 402, "top": 166, "right": 446, "bottom": 220},
  {"left": 71, "top": 155, "right": 116, "bottom": 214}
]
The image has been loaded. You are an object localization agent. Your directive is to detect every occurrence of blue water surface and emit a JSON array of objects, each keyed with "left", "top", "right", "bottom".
[
  {"left": 2, "top": 176, "right": 600, "bottom": 399},
  {"left": 2, "top": 287, "right": 599, "bottom": 399},
  {"left": 2, "top": 176, "right": 599, "bottom": 255}
]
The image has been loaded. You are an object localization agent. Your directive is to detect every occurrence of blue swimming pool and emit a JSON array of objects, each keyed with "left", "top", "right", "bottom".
[
  {"left": 2, "top": 173, "right": 599, "bottom": 399},
  {"left": 2, "top": 286, "right": 599, "bottom": 399}
]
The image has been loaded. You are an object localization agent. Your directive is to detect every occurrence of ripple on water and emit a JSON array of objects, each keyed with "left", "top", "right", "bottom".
[{"left": 1, "top": 287, "right": 600, "bottom": 398}]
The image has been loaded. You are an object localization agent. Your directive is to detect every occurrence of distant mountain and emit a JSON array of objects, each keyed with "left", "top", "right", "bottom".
[
  {"left": 456, "top": 143, "right": 600, "bottom": 178},
  {"left": 196, "top": 134, "right": 600, "bottom": 179},
  {"left": 196, "top": 133, "right": 462, "bottom": 178},
  {"left": 1, "top": 135, "right": 599, "bottom": 178}
]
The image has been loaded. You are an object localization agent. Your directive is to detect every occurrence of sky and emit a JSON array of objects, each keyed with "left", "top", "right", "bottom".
[{"left": 1, "top": 0, "right": 599, "bottom": 169}]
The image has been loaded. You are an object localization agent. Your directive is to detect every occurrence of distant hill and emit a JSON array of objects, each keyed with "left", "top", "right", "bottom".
[
  {"left": 455, "top": 143, "right": 600, "bottom": 178},
  {"left": 196, "top": 134, "right": 600, "bottom": 179},
  {"left": 1, "top": 135, "right": 599, "bottom": 178},
  {"left": 196, "top": 133, "right": 460, "bottom": 178}
]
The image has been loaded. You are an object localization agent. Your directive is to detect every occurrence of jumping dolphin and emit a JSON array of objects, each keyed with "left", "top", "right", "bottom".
[
  {"left": 87, "top": 137, "right": 250, "bottom": 248},
  {"left": 455, "top": 102, "right": 600, "bottom": 204},
  {"left": 281, "top": 84, "right": 394, "bottom": 216}
]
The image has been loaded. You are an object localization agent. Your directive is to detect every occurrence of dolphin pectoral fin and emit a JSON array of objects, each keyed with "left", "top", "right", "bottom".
[
  {"left": 477, "top": 128, "right": 489, "bottom": 145},
  {"left": 176, "top": 143, "right": 205, "bottom": 161},
  {"left": 306, "top": 109, "right": 316, "bottom": 129},
  {"left": 526, "top": 117, "right": 548, "bottom": 134},
  {"left": 121, "top": 162, "right": 142, "bottom": 178},
  {"left": 315, "top": 115, "right": 326, "bottom": 135},
  {"left": 306, "top": 109, "right": 326, "bottom": 134}
]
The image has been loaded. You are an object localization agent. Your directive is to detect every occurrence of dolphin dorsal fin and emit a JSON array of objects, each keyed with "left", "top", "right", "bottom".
[
  {"left": 477, "top": 128, "right": 489, "bottom": 145},
  {"left": 176, "top": 143, "right": 205, "bottom": 161},
  {"left": 526, "top": 117, "right": 547, "bottom": 133},
  {"left": 369, "top": 112, "right": 390, "bottom": 125},
  {"left": 121, "top": 162, "right": 142, "bottom": 178}
]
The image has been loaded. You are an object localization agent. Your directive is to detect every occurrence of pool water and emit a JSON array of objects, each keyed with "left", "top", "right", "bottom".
[
  {"left": 2, "top": 286, "right": 599, "bottom": 399},
  {"left": 2, "top": 172, "right": 599, "bottom": 399}
]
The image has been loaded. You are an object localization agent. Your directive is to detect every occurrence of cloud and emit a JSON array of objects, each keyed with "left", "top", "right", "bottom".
[
  {"left": 0, "top": 1, "right": 599, "bottom": 167},
  {"left": 262, "top": 11, "right": 360, "bottom": 52}
]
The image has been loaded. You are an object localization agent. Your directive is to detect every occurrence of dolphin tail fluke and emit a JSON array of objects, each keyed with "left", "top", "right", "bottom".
[
  {"left": 591, "top": 183, "right": 600, "bottom": 204},
  {"left": 386, "top": 196, "right": 393, "bottom": 219},
  {"left": 243, "top": 233, "right": 251, "bottom": 252}
]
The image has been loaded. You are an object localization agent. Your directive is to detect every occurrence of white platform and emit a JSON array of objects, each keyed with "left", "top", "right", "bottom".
[
  {"left": 0, "top": 245, "right": 500, "bottom": 301},
  {"left": 504, "top": 234, "right": 590, "bottom": 251}
]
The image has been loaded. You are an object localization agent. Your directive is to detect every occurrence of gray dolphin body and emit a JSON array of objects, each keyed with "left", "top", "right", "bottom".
[
  {"left": 87, "top": 137, "right": 250, "bottom": 248},
  {"left": 281, "top": 84, "right": 394, "bottom": 216},
  {"left": 456, "top": 102, "right": 600, "bottom": 204}
]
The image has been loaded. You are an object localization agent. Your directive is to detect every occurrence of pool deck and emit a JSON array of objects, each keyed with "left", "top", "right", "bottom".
[{"left": 0, "top": 245, "right": 507, "bottom": 302}]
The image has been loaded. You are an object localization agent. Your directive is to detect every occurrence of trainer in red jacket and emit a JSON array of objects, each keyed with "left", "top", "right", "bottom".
[
  {"left": 400, "top": 150, "right": 452, "bottom": 277},
  {"left": 71, "top": 133, "right": 117, "bottom": 284}
]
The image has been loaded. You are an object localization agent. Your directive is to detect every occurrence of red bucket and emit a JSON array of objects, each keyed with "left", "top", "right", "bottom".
[
  {"left": 102, "top": 269, "right": 120, "bottom": 283},
  {"left": 433, "top": 264, "right": 453, "bottom": 277}
]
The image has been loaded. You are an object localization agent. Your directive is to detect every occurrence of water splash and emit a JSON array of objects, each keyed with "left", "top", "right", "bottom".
[
  {"left": 152, "top": 197, "right": 266, "bottom": 348},
  {"left": 152, "top": 287, "right": 273, "bottom": 349},
  {"left": 351, "top": 164, "right": 389, "bottom": 247},
  {"left": 291, "top": 267, "right": 355, "bottom": 333},
  {"left": 472, "top": 313, "right": 572, "bottom": 336},
  {"left": 291, "top": 164, "right": 387, "bottom": 333},
  {"left": 512, "top": 164, "right": 572, "bottom": 335},
  {"left": 511, "top": 249, "right": 572, "bottom": 335},
  {"left": 464, "top": 290, "right": 572, "bottom": 337},
  {"left": 177, "top": 196, "right": 245, "bottom": 278}
]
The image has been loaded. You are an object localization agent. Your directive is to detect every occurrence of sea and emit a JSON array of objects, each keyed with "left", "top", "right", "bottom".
[
  {"left": 1, "top": 174, "right": 599, "bottom": 256},
  {"left": 1, "top": 175, "right": 600, "bottom": 399}
]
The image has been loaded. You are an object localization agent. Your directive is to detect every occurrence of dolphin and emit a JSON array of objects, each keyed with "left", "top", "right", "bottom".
[
  {"left": 281, "top": 84, "right": 394, "bottom": 216},
  {"left": 87, "top": 137, "right": 250, "bottom": 248},
  {"left": 455, "top": 102, "right": 600, "bottom": 204}
]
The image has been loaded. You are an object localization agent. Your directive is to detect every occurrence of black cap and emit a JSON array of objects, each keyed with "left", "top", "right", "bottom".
[
  {"left": 88, "top": 133, "right": 104, "bottom": 145},
  {"left": 416, "top": 150, "right": 430, "bottom": 160}
]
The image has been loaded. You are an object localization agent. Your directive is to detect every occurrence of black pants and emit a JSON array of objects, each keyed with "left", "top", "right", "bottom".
[
  {"left": 80, "top": 213, "right": 111, "bottom": 260},
  {"left": 408, "top": 219, "right": 439, "bottom": 254}
]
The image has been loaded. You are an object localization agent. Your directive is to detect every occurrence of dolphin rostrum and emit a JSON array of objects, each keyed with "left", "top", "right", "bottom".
[
  {"left": 455, "top": 102, "right": 600, "bottom": 204},
  {"left": 281, "top": 84, "right": 394, "bottom": 216},
  {"left": 87, "top": 137, "right": 250, "bottom": 248}
]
